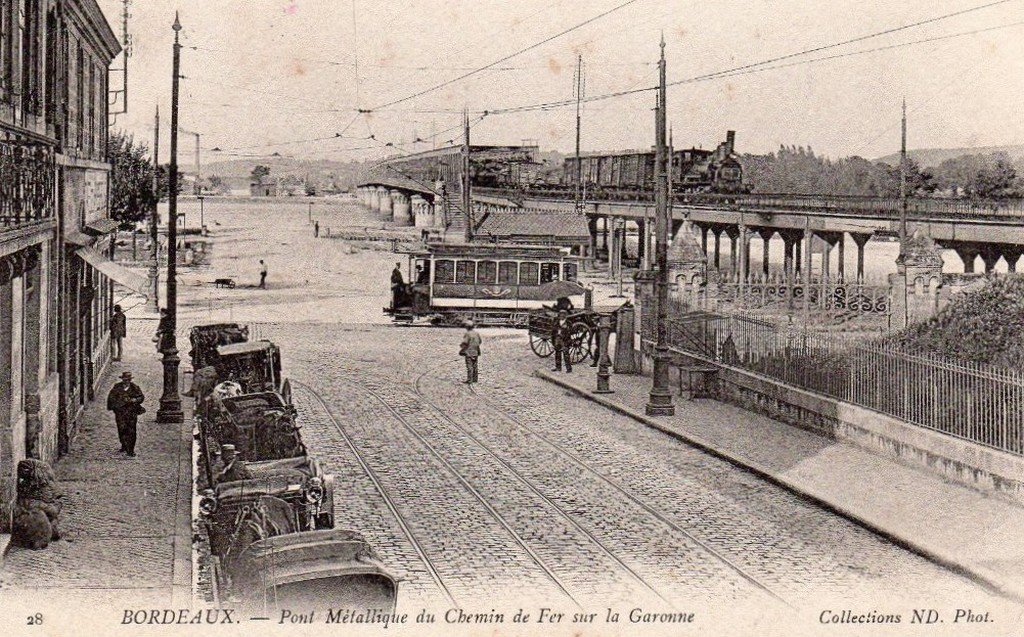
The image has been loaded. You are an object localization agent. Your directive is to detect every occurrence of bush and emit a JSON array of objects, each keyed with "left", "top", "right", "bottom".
[{"left": 886, "top": 275, "right": 1024, "bottom": 369}]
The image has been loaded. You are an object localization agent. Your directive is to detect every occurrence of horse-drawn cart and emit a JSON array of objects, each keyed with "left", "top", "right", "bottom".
[{"left": 527, "top": 303, "right": 625, "bottom": 364}]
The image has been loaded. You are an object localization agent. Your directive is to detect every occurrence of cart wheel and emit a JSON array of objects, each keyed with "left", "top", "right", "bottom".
[
  {"left": 529, "top": 332, "right": 554, "bottom": 358},
  {"left": 567, "top": 323, "right": 592, "bottom": 364}
]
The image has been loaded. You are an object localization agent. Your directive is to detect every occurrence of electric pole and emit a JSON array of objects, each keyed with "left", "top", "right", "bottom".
[
  {"left": 574, "top": 54, "right": 583, "bottom": 214},
  {"left": 157, "top": 12, "right": 183, "bottom": 425},
  {"left": 646, "top": 35, "right": 674, "bottom": 417},
  {"left": 149, "top": 105, "right": 160, "bottom": 312},
  {"left": 899, "top": 98, "right": 908, "bottom": 250},
  {"left": 462, "top": 109, "right": 472, "bottom": 242}
]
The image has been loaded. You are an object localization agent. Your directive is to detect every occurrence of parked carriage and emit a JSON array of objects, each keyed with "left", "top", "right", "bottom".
[
  {"left": 527, "top": 304, "right": 623, "bottom": 364},
  {"left": 384, "top": 242, "right": 588, "bottom": 327}
]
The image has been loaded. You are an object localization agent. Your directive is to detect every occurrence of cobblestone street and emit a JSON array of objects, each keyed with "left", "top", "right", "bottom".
[
  {"left": 255, "top": 322, "right": 1001, "bottom": 619},
  {"left": 180, "top": 199, "right": 1014, "bottom": 632}
]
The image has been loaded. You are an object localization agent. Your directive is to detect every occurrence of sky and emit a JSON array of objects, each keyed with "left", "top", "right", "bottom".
[{"left": 96, "top": 0, "right": 1024, "bottom": 167}]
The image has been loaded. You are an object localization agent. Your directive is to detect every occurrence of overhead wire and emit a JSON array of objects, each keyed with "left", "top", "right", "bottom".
[
  {"left": 484, "top": 3, "right": 1024, "bottom": 115},
  {"left": 366, "top": 0, "right": 643, "bottom": 111}
]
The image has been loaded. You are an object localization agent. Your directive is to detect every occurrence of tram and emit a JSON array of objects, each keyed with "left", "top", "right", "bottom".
[{"left": 385, "top": 242, "right": 588, "bottom": 327}]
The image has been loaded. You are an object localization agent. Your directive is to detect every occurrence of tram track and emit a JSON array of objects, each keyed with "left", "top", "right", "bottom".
[
  {"left": 457, "top": 376, "right": 794, "bottom": 609},
  {"left": 291, "top": 379, "right": 457, "bottom": 608},
  {"left": 292, "top": 376, "right": 586, "bottom": 609}
]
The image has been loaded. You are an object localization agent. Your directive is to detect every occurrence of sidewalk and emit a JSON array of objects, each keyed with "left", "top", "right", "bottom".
[
  {"left": 537, "top": 365, "right": 1024, "bottom": 603},
  {"left": 0, "top": 322, "right": 193, "bottom": 612}
]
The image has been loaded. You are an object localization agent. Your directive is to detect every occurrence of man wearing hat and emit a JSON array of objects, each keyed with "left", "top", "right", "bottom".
[
  {"left": 459, "top": 320, "right": 482, "bottom": 384},
  {"left": 215, "top": 444, "right": 251, "bottom": 484},
  {"left": 106, "top": 371, "right": 145, "bottom": 457},
  {"left": 552, "top": 310, "right": 572, "bottom": 373}
]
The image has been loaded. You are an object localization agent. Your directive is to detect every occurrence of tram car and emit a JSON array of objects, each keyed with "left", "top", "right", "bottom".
[
  {"left": 385, "top": 243, "right": 588, "bottom": 327},
  {"left": 560, "top": 130, "right": 746, "bottom": 195}
]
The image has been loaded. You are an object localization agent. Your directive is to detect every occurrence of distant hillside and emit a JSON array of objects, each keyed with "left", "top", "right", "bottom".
[
  {"left": 202, "top": 157, "right": 374, "bottom": 192},
  {"left": 875, "top": 144, "right": 1024, "bottom": 168}
]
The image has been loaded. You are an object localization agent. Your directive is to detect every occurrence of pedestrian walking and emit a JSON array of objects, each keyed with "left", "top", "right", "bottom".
[
  {"left": 110, "top": 304, "right": 127, "bottom": 361},
  {"left": 552, "top": 310, "right": 572, "bottom": 373},
  {"left": 459, "top": 320, "right": 482, "bottom": 384},
  {"left": 258, "top": 259, "right": 268, "bottom": 289},
  {"left": 314, "top": 221, "right": 320, "bottom": 238},
  {"left": 106, "top": 371, "right": 145, "bottom": 457}
]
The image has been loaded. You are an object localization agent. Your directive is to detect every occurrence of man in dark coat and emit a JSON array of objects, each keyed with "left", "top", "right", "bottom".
[
  {"left": 107, "top": 371, "right": 145, "bottom": 457},
  {"left": 216, "top": 444, "right": 252, "bottom": 484},
  {"left": 552, "top": 310, "right": 573, "bottom": 373},
  {"left": 391, "top": 262, "right": 405, "bottom": 308},
  {"left": 110, "top": 304, "right": 127, "bottom": 361}
]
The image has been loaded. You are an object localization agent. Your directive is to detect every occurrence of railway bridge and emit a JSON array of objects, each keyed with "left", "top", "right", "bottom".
[{"left": 477, "top": 189, "right": 1024, "bottom": 280}]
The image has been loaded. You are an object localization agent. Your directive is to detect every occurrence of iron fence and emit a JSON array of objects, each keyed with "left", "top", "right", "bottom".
[{"left": 644, "top": 303, "right": 1024, "bottom": 456}]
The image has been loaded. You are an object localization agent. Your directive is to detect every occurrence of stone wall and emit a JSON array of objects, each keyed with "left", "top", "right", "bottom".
[{"left": 642, "top": 340, "right": 1024, "bottom": 504}]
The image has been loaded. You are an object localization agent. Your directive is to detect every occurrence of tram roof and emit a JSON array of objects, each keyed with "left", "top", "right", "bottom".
[{"left": 404, "top": 242, "right": 576, "bottom": 259}]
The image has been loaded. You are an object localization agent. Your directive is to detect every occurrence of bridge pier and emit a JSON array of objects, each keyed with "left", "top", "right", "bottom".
[
  {"left": 778, "top": 230, "right": 802, "bottom": 283},
  {"left": 638, "top": 219, "right": 648, "bottom": 269},
  {"left": 979, "top": 244, "right": 1002, "bottom": 273},
  {"left": 711, "top": 226, "right": 723, "bottom": 270},
  {"left": 412, "top": 195, "right": 433, "bottom": 228},
  {"left": 954, "top": 244, "right": 981, "bottom": 273},
  {"left": 392, "top": 191, "right": 412, "bottom": 226},
  {"left": 757, "top": 228, "right": 775, "bottom": 278},
  {"left": 1004, "top": 246, "right": 1023, "bottom": 273},
  {"left": 724, "top": 226, "right": 740, "bottom": 278},
  {"left": 850, "top": 233, "right": 871, "bottom": 280},
  {"left": 817, "top": 232, "right": 843, "bottom": 283},
  {"left": 380, "top": 188, "right": 395, "bottom": 221}
]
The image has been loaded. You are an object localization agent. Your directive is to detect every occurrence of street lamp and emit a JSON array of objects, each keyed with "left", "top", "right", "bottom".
[
  {"left": 645, "top": 36, "right": 674, "bottom": 417},
  {"left": 157, "top": 12, "right": 184, "bottom": 425}
]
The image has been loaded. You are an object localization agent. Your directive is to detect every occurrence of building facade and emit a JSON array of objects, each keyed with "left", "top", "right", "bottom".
[{"left": 0, "top": 0, "right": 119, "bottom": 531}]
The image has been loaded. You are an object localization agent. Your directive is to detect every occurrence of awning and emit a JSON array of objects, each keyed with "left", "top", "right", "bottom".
[
  {"left": 84, "top": 218, "right": 120, "bottom": 235},
  {"left": 75, "top": 247, "right": 149, "bottom": 297}
]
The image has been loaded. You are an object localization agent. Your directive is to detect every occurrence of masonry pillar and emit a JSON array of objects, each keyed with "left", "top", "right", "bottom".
[
  {"left": 954, "top": 243, "right": 981, "bottom": 273},
  {"left": 891, "top": 231, "right": 944, "bottom": 329},
  {"left": 380, "top": 189, "right": 395, "bottom": 222},
  {"left": 392, "top": 191, "right": 412, "bottom": 226}
]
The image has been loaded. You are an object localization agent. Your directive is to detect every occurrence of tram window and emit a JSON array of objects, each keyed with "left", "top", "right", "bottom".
[
  {"left": 434, "top": 259, "right": 455, "bottom": 284},
  {"left": 520, "top": 262, "right": 539, "bottom": 285},
  {"left": 563, "top": 263, "right": 578, "bottom": 281},
  {"left": 540, "top": 262, "right": 560, "bottom": 283},
  {"left": 455, "top": 260, "right": 476, "bottom": 284},
  {"left": 478, "top": 261, "right": 498, "bottom": 284},
  {"left": 498, "top": 261, "right": 518, "bottom": 285}
]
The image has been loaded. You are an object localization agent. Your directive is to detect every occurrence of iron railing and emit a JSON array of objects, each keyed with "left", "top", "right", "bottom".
[
  {"left": 0, "top": 135, "right": 56, "bottom": 230},
  {"left": 643, "top": 303, "right": 1024, "bottom": 456},
  {"left": 508, "top": 185, "right": 1024, "bottom": 221}
]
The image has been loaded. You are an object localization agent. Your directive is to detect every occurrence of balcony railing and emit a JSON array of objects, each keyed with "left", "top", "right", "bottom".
[{"left": 0, "top": 134, "right": 56, "bottom": 231}]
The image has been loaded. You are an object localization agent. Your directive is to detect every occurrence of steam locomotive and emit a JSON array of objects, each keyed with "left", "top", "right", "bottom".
[{"left": 560, "top": 130, "right": 745, "bottom": 194}]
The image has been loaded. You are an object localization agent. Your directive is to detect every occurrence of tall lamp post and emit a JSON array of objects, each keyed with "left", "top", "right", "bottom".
[
  {"left": 645, "top": 36, "right": 675, "bottom": 417},
  {"left": 157, "top": 12, "right": 184, "bottom": 425}
]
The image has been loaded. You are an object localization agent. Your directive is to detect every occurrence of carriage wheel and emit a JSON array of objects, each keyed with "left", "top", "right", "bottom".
[
  {"left": 529, "top": 332, "right": 555, "bottom": 358},
  {"left": 567, "top": 323, "right": 592, "bottom": 364}
]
